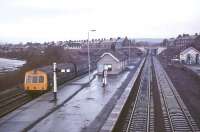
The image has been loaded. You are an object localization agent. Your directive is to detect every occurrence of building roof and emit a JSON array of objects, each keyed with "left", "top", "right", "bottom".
[
  {"left": 100, "top": 53, "right": 120, "bottom": 62},
  {"left": 176, "top": 34, "right": 198, "bottom": 40},
  {"left": 68, "top": 43, "right": 82, "bottom": 47},
  {"left": 100, "top": 40, "right": 115, "bottom": 45},
  {"left": 180, "top": 47, "right": 200, "bottom": 55},
  {"left": 116, "top": 38, "right": 124, "bottom": 43},
  {"left": 97, "top": 49, "right": 128, "bottom": 62}
]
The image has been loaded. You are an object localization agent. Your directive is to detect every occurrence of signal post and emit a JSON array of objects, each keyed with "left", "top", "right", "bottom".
[{"left": 53, "top": 62, "right": 70, "bottom": 101}]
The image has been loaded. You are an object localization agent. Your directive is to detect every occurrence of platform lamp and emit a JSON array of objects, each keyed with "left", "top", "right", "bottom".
[{"left": 87, "top": 29, "right": 96, "bottom": 84}]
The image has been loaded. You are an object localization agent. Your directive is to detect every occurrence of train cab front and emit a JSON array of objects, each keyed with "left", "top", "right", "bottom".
[{"left": 24, "top": 70, "right": 48, "bottom": 93}]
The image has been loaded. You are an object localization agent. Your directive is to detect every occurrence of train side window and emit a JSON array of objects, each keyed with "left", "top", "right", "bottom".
[
  {"left": 32, "top": 76, "right": 38, "bottom": 83},
  {"left": 39, "top": 76, "right": 44, "bottom": 83},
  {"left": 26, "top": 76, "right": 32, "bottom": 83}
]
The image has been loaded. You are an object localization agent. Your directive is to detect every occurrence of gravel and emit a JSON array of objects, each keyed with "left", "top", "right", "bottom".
[{"left": 159, "top": 57, "right": 200, "bottom": 127}]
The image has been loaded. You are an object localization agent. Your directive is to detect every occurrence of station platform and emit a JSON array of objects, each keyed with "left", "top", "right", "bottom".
[
  {"left": 100, "top": 58, "right": 145, "bottom": 132},
  {"left": 0, "top": 58, "right": 142, "bottom": 132}
]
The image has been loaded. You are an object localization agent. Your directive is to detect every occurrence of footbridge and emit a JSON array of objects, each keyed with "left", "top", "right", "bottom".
[{"left": 122, "top": 46, "right": 167, "bottom": 55}]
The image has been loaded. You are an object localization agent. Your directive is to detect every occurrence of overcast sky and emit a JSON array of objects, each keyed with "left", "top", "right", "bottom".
[{"left": 0, "top": 0, "right": 200, "bottom": 43}]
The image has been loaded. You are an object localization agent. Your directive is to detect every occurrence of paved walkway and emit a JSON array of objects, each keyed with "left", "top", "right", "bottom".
[{"left": 29, "top": 70, "right": 132, "bottom": 132}]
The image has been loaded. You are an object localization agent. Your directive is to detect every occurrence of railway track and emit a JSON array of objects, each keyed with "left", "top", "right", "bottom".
[
  {"left": 153, "top": 57, "right": 200, "bottom": 132},
  {"left": 0, "top": 88, "right": 31, "bottom": 117},
  {"left": 122, "top": 56, "right": 154, "bottom": 132}
]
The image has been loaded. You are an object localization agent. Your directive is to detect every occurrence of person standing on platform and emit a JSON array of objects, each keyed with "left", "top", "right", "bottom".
[{"left": 102, "top": 65, "right": 108, "bottom": 87}]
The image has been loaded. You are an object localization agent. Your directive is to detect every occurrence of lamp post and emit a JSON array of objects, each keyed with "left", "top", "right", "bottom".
[
  {"left": 129, "top": 40, "right": 131, "bottom": 64},
  {"left": 87, "top": 30, "right": 96, "bottom": 83}
]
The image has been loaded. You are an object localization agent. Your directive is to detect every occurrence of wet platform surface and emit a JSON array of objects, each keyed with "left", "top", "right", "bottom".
[
  {"left": 0, "top": 58, "right": 141, "bottom": 132},
  {"left": 30, "top": 72, "right": 131, "bottom": 132},
  {"left": 0, "top": 71, "right": 96, "bottom": 132}
]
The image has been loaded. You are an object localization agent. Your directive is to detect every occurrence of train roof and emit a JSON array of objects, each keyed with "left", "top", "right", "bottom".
[{"left": 34, "top": 62, "right": 75, "bottom": 74}]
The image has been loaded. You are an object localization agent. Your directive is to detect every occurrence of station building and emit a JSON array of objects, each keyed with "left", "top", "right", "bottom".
[
  {"left": 180, "top": 47, "right": 200, "bottom": 64},
  {"left": 97, "top": 50, "right": 128, "bottom": 75}
]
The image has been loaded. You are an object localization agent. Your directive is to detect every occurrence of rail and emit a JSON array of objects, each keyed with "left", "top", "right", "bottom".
[
  {"left": 0, "top": 88, "right": 31, "bottom": 117},
  {"left": 124, "top": 55, "right": 153, "bottom": 132},
  {"left": 153, "top": 57, "right": 200, "bottom": 132}
]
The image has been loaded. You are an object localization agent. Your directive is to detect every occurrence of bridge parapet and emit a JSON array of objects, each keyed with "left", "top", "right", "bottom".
[
  {"left": 121, "top": 46, "right": 167, "bottom": 55},
  {"left": 134, "top": 46, "right": 167, "bottom": 55}
]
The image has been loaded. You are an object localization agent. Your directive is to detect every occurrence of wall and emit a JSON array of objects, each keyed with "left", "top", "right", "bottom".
[
  {"left": 97, "top": 54, "right": 121, "bottom": 75},
  {"left": 180, "top": 49, "right": 200, "bottom": 64}
]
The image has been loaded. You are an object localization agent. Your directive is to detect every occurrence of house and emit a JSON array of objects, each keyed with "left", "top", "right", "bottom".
[
  {"left": 192, "top": 35, "right": 200, "bottom": 49},
  {"left": 64, "top": 42, "right": 82, "bottom": 50},
  {"left": 97, "top": 50, "right": 128, "bottom": 75},
  {"left": 80, "top": 37, "right": 130, "bottom": 50},
  {"left": 174, "top": 34, "right": 198, "bottom": 50},
  {"left": 180, "top": 47, "right": 200, "bottom": 64},
  {"left": 98, "top": 39, "right": 116, "bottom": 49}
]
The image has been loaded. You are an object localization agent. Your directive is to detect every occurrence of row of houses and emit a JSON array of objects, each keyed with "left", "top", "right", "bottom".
[
  {"left": 0, "top": 37, "right": 135, "bottom": 53},
  {"left": 60, "top": 37, "right": 133, "bottom": 50},
  {"left": 79, "top": 37, "right": 133, "bottom": 49},
  {"left": 163, "top": 33, "right": 200, "bottom": 50}
]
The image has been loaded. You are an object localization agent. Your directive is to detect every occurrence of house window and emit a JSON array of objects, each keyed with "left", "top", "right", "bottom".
[{"left": 104, "top": 64, "right": 112, "bottom": 71}]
